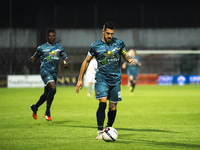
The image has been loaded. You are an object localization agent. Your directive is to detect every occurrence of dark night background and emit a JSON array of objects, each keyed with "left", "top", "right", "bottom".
[
  {"left": 0, "top": 0, "right": 199, "bottom": 79},
  {"left": 1, "top": 0, "right": 200, "bottom": 29}
]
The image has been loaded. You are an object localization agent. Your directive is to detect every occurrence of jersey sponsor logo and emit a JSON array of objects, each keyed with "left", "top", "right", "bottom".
[
  {"left": 105, "top": 51, "right": 115, "bottom": 59},
  {"left": 46, "top": 51, "right": 59, "bottom": 61},
  {"left": 51, "top": 57, "right": 59, "bottom": 60},
  {"left": 107, "top": 58, "right": 119, "bottom": 62},
  {"left": 49, "top": 51, "right": 57, "bottom": 57},
  {"left": 97, "top": 49, "right": 106, "bottom": 52},
  {"left": 46, "top": 56, "right": 51, "bottom": 61},
  {"left": 101, "top": 59, "right": 106, "bottom": 65},
  {"left": 102, "top": 50, "right": 119, "bottom": 65}
]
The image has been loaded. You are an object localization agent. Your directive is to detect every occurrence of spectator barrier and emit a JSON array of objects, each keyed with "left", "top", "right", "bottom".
[{"left": 2, "top": 74, "right": 200, "bottom": 88}]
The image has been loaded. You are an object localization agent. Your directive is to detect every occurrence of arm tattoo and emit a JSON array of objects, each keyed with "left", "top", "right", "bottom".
[{"left": 123, "top": 54, "right": 131, "bottom": 62}]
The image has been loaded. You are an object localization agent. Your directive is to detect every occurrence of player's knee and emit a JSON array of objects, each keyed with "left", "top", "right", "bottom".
[
  {"left": 109, "top": 103, "right": 117, "bottom": 110},
  {"left": 49, "top": 89, "right": 56, "bottom": 95},
  {"left": 99, "top": 102, "right": 107, "bottom": 110},
  {"left": 109, "top": 107, "right": 116, "bottom": 111},
  {"left": 129, "top": 76, "right": 133, "bottom": 81}
]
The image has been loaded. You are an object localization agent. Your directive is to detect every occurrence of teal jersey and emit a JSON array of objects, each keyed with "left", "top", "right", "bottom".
[
  {"left": 88, "top": 38, "right": 127, "bottom": 86},
  {"left": 33, "top": 42, "right": 67, "bottom": 74},
  {"left": 127, "top": 56, "right": 141, "bottom": 76}
]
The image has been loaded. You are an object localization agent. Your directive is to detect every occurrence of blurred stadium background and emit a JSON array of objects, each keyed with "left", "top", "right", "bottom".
[{"left": 0, "top": 0, "right": 200, "bottom": 87}]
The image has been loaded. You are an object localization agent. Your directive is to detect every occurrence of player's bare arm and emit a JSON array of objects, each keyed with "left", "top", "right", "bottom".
[
  {"left": 75, "top": 55, "right": 92, "bottom": 93},
  {"left": 63, "top": 58, "right": 68, "bottom": 68},
  {"left": 123, "top": 53, "right": 134, "bottom": 66},
  {"left": 136, "top": 60, "right": 142, "bottom": 67},
  {"left": 30, "top": 56, "right": 36, "bottom": 63},
  {"left": 122, "top": 62, "right": 126, "bottom": 69}
]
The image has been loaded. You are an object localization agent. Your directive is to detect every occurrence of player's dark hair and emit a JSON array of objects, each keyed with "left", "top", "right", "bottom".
[
  {"left": 103, "top": 22, "right": 115, "bottom": 31},
  {"left": 46, "top": 28, "right": 55, "bottom": 36}
]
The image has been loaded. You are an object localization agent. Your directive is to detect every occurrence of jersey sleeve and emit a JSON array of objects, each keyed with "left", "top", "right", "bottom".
[
  {"left": 33, "top": 46, "right": 43, "bottom": 58},
  {"left": 59, "top": 46, "right": 68, "bottom": 60},
  {"left": 88, "top": 44, "right": 95, "bottom": 58},
  {"left": 120, "top": 41, "right": 127, "bottom": 56}
]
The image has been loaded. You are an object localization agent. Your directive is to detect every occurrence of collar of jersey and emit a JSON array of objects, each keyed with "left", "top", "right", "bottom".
[
  {"left": 101, "top": 38, "right": 113, "bottom": 45},
  {"left": 47, "top": 42, "right": 55, "bottom": 46}
]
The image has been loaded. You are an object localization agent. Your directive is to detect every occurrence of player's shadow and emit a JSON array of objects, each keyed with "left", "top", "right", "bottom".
[
  {"left": 50, "top": 122, "right": 200, "bottom": 149},
  {"left": 47, "top": 120, "right": 81, "bottom": 125},
  {"left": 49, "top": 122, "right": 200, "bottom": 148},
  {"left": 117, "top": 127, "right": 178, "bottom": 133},
  {"left": 116, "top": 129, "right": 200, "bottom": 149},
  {"left": 127, "top": 139, "right": 200, "bottom": 149},
  {"left": 49, "top": 121, "right": 97, "bottom": 129},
  {"left": 50, "top": 122, "right": 177, "bottom": 133},
  {"left": 115, "top": 139, "right": 200, "bottom": 149}
]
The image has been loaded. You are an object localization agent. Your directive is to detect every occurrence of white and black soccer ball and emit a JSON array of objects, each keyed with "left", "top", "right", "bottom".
[{"left": 102, "top": 127, "right": 118, "bottom": 142}]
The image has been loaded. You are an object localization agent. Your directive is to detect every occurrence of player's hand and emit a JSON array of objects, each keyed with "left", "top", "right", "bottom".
[
  {"left": 75, "top": 80, "right": 83, "bottom": 93},
  {"left": 30, "top": 56, "right": 36, "bottom": 63},
  {"left": 64, "top": 59, "right": 68, "bottom": 68},
  {"left": 129, "top": 59, "right": 134, "bottom": 66}
]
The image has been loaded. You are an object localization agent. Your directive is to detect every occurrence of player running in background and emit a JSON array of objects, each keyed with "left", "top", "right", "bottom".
[
  {"left": 122, "top": 49, "right": 141, "bottom": 93},
  {"left": 30, "top": 29, "right": 68, "bottom": 121},
  {"left": 85, "top": 57, "right": 97, "bottom": 97},
  {"left": 75, "top": 22, "right": 134, "bottom": 140}
]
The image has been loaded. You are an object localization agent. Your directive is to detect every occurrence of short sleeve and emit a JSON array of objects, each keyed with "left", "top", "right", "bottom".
[
  {"left": 33, "top": 46, "right": 43, "bottom": 58},
  {"left": 120, "top": 41, "right": 127, "bottom": 56},
  {"left": 59, "top": 46, "right": 67, "bottom": 60},
  {"left": 88, "top": 45, "right": 95, "bottom": 58}
]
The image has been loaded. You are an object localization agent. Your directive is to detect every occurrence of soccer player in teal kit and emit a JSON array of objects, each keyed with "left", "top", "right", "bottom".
[
  {"left": 75, "top": 22, "right": 135, "bottom": 140},
  {"left": 122, "top": 49, "right": 141, "bottom": 93},
  {"left": 30, "top": 29, "right": 68, "bottom": 121}
]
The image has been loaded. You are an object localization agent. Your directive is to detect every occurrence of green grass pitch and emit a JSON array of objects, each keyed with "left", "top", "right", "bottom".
[{"left": 0, "top": 85, "right": 200, "bottom": 150}]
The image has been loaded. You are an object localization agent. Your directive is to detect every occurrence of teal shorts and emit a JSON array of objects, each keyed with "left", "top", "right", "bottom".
[
  {"left": 95, "top": 79, "right": 122, "bottom": 103},
  {"left": 40, "top": 70, "right": 57, "bottom": 86},
  {"left": 127, "top": 70, "right": 138, "bottom": 80}
]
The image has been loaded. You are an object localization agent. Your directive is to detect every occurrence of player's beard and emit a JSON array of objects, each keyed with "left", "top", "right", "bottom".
[
  {"left": 48, "top": 39, "right": 55, "bottom": 45},
  {"left": 104, "top": 37, "right": 112, "bottom": 43}
]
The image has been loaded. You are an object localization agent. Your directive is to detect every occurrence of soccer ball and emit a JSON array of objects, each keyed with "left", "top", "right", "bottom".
[{"left": 102, "top": 127, "right": 118, "bottom": 142}]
